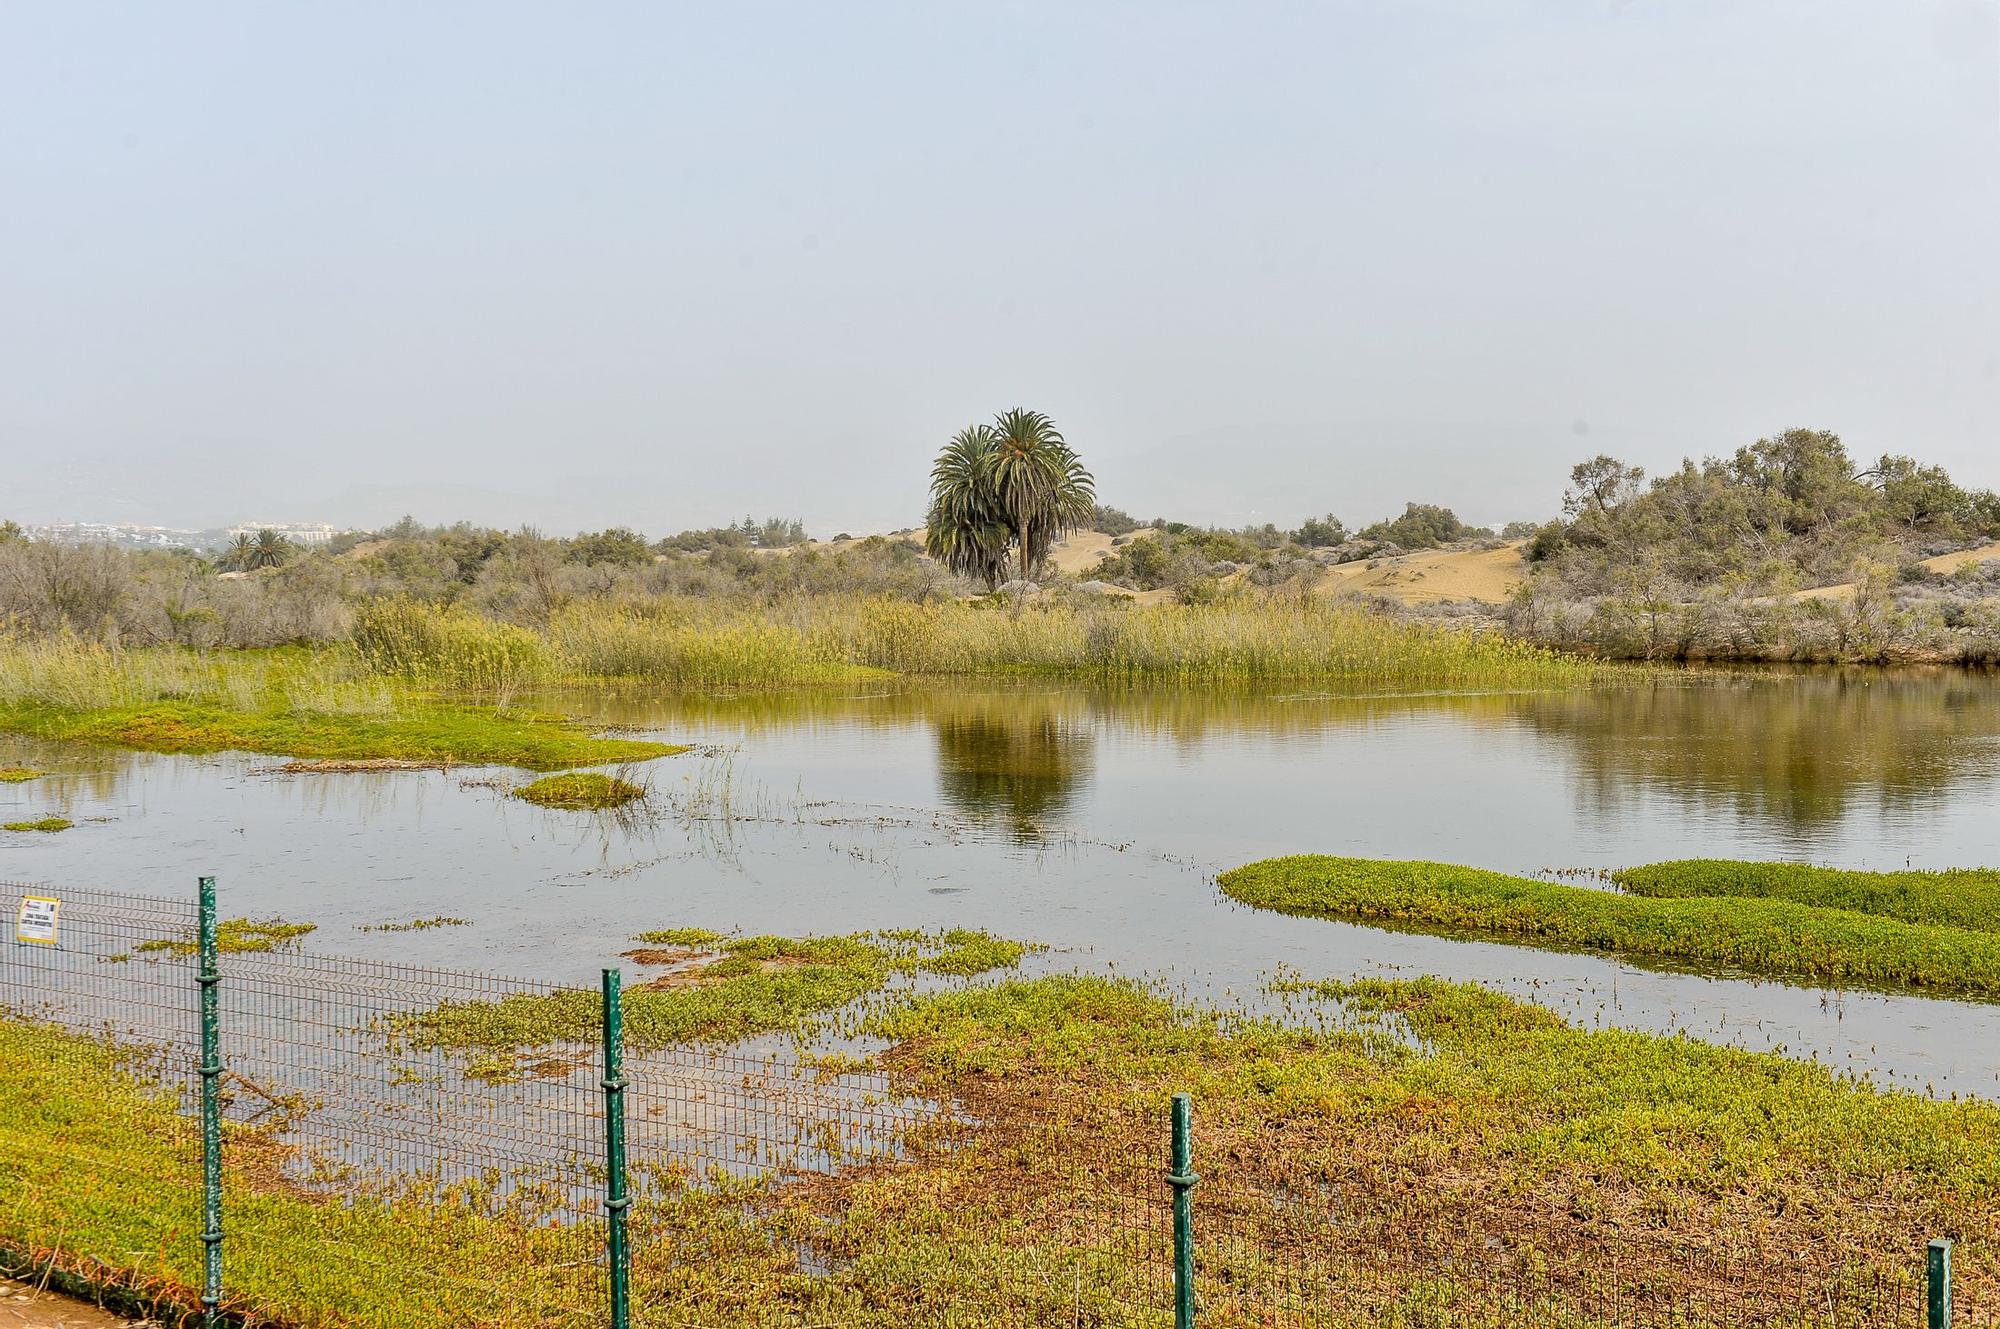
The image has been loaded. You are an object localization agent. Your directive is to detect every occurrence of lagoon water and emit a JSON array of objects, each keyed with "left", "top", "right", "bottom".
[{"left": 5, "top": 668, "right": 2000, "bottom": 1093}]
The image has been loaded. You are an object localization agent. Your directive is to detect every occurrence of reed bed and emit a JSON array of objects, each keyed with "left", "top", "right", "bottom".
[
  {"left": 349, "top": 596, "right": 1607, "bottom": 691},
  {"left": 0, "top": 632, "right": 677, "bottom": 770},
  {"left": 0, "top": 630, "right": 395, "bottom": 717}
]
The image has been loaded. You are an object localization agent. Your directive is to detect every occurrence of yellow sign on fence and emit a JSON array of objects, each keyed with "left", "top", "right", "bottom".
[{"left": 15, "top": 895, "right": 60, "bottom": 945}]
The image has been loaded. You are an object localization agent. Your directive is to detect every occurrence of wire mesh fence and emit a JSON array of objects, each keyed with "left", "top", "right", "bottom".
[{"left": 0, "top": 879, "right": 1951, "bottom": 1328}]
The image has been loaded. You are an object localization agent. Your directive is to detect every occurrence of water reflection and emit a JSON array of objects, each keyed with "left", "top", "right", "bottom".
[
  {"left": 1517, "top": 671, "right": 2000, "bottom": 831},
  {"left": 551, "top": 670, "right": 2000, "bottom": 845},
  {"left": 930, "top": 701, "right": 1094, "bottom": 838},
  {"left": 12, "top": 671, "right": 2000, "bottom": 1093}
]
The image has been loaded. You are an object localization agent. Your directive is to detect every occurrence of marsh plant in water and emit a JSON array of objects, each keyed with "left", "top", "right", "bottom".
[{"left": 512, "top": 771, "right": 647, "bottom": 811}]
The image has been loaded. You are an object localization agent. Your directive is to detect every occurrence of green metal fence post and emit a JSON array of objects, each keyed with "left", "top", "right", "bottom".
[
  {"left": 1928, "top": 1238, "right": 1952, "bottom": 1329},
  {"left": 1168, "top": 1091, "right": 1198, "bottom": 1329},
  {"left": 197, "top": 875, "right": 224, "bottom": 1329},
  {"left": 602, "top": 968, "right": 631, "bottom": 1329}
]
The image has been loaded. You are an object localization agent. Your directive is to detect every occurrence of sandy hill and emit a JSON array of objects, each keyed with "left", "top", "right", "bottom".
[
  {"left": 1789, "top": 540, "right": 2000, "bottom": 602},
  {"left": 848, "top": 528, "right": 1528, "bottom": 605},
  {"left": 1315, "top": 542, "right": 1528, "bottom": 605}
]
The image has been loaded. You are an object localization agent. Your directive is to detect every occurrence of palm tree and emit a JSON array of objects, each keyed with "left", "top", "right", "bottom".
[
  {"left": 984, "top": 409, "right": 1095, "bottom": 585},
  {"left": 223, "top": 533, "right": 257, "bottom": 572},
  {"left": 249, "top": 529, "right": 292, "bottom": 570},
  {"left": 925, "top": 426, "right": 1012, "bottom": 589},
  {"left": 925, "top": 410, "right": 1094, "bottom": 590}
]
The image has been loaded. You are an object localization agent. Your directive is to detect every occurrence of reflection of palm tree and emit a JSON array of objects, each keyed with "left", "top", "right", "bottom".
[{"left": 932, "top": 701, "right": 1094, "bottom": 839}]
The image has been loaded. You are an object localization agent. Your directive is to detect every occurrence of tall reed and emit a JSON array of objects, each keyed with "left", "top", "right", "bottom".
[{"left": 545, "top": 596, "right": 1604, "bottom": 690}]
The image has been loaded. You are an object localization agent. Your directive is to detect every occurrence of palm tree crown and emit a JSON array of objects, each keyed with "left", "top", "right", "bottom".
[
  {"left": 224, "top": 533, "right": 257, "bottom": 572},
  {"left": 925, "top": 409, "right": 1094, "bottom": 589},
  {"left": 250, "top": 529, "right": 292, "bottom": 570}
]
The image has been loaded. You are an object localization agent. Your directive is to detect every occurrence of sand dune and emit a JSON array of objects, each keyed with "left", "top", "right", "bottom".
[
  {"left": 1790, "top": 540, "right": 2000, "bottom": 602},
  {"left": 1316, "top": 542, "right": 1529, "bottom": 605},
  {"left": 1044, "top": 528, "right": 1158, "bottom": 575},
  {"left": 970, "top": 529, "right": 1529, "bottom": 604}
]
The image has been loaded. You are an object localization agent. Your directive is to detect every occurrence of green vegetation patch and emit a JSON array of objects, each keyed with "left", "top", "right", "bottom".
[
  {"left": 1218, "top": 855, "right": 2000, "bottom": 998},
  {"left": 401, "top": 929, "right": 1029, "bottom": 1056},
  {"left": 830, "top": 973, "right": 1999, "bottom": 1321},
  {"left": 513, "top": 771, "right": 645, "bottom": 810},
  {"left": 0, "top": 1017, "right": 602, "bottom": 1326},
  {"left": 0, "top": 767, "right": 40, "bottom": 783},
  {"left": 6, "top": 972, "right": 1998, "bottom": 1324},
  {"left": 0, "top": 698, "right": 682, "bottom": 773},
  {"left": 1615, "top": 859, "right": 2000, "bottom": 934},
  {"left": 2, "top": 816, "right": 70, "bottom": 833},
  {"left": 135, "top": 917, "right": 318, "bottom": 958}
]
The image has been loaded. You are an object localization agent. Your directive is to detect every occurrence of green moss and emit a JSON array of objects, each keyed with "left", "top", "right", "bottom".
[
  {"left": 134, "top": 917, "right": 318, "bottom": 957},
  {"left": 1614, "top": 859, "right": 2000, "bottom": 933},
  {"left": 0, "top": 698, "right": 683, "bottom": 772},
  {"left": 2, "top": 816, "right": 70, "bottom": 833},
  {"left": 1218, "top": 854, "right": 2000, "bottom": 998},
  {"left": 512, "top": 771, "right": 645, "bottom": 810},
  {"left": 0, "top": 767, "right": 40, "bottom": 783},
  {"left": 400, "top": 929, "right": 1030, "bottom": 1055}
]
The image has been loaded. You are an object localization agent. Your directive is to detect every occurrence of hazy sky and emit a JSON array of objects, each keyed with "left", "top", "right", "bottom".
[{"left": 4, "top": 2, "right": 1997, "bottom": 535}]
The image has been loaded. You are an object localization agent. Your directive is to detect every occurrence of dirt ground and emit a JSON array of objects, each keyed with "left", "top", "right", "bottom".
[{"left": 0, "top": 1277, "right": 148, "bottom": 1329}]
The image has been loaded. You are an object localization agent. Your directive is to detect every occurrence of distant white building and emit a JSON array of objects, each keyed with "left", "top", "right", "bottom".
[
  {"left": 226, "top": 522, "right": 340, "bottom": 546},
  {"left": 27, "top": 522, "right": 201, "bottom": 549}
]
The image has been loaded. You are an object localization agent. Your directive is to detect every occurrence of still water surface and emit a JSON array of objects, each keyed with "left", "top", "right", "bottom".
[{"left": 5, "top": 670, "right": 2000, "bottom": 1093}]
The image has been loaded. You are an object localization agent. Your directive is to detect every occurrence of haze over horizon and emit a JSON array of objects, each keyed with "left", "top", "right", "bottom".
[{"left": 5, "top": 2, "right": 1997, "bottom": 537}]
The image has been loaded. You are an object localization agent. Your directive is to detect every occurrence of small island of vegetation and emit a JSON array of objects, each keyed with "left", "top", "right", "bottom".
[
  {"left": 511, "top": 771, "right": 645, "bottom": 810},
  {"left": 1219, "top": 854, "right": 2000, "bottom": 998},
  {"left": 2, "top": 815, "right": 71, "bottom": 833}
]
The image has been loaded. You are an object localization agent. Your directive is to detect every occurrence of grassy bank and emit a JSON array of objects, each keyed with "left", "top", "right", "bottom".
[
  {"left": 7, "top": 974, "right": 1991, "bottom": 1325},
  {"left": 1218, "top": 855, "right": 2000, "bottom": 997},
  {"left": 1614, "top": 858, "right": 2000, "bottom": 933},
  {"left": 0, "top": 636, "right": 683, "bottom": 770}
]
